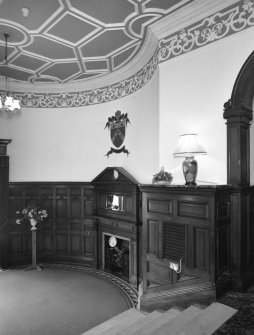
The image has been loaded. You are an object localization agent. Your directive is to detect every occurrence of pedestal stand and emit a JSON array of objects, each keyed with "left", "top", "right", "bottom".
[{"left": 25, "top": 223, "right": 42, "bottom": 271}]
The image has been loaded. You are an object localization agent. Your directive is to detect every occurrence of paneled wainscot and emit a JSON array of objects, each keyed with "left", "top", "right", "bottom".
[{"left": 8, "top": 183, "right": 96, "bottom": 266}]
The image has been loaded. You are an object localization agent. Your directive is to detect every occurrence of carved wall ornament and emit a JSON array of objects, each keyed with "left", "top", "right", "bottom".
[
  {"left": 105, "top": 110, "right": 130, "bottom": 157},
  {"left": 158, "top": 0, "right": 254, "bottom": 64}
]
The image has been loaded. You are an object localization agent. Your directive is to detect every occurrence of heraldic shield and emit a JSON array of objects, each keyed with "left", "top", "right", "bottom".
[
  {"left": 110, "top": 120, "right": 125, "bottom": 148},
  {"left": 105, "top": 110, "right": 130, "bottom": 157}
]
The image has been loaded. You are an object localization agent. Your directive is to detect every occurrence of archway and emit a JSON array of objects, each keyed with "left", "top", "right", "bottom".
[
  {"left": 223, "top": 50, "right": 254, "bottom": 291},
  {"left": 223, "top": 50, "right": 254, "bottom": 186}
]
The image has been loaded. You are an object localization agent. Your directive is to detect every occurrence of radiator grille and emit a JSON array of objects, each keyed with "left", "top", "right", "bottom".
[{"left": 163, "top": 222, "right": 185, "bottom": 264}]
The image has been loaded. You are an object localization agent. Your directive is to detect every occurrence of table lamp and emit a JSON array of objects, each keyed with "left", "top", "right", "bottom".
[{"left": 173, "top": 134, "right": 207, "bottom": 185}]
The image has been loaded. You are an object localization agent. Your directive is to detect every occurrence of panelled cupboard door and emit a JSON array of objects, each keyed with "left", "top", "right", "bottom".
[
  {"left": 140, "top": 185, "right": 232, "bottom": 294},
  {"left": 8, "top": 183, "right": 96, "bottom": 266}
]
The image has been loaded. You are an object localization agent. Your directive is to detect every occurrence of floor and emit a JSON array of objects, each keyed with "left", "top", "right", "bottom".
[
  {"left": 0, "top": 264, "right": 138, "bottom": 335},
  {"left": 215, "top": 285, "right": 254, "bottom": 335}
]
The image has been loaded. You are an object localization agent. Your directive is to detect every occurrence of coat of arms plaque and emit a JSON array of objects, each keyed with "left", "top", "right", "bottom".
[{"left": 105, "top": 110, "right": 130, "bottom": 157}]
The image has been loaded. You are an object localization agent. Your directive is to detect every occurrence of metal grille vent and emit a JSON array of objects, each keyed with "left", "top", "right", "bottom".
[{"left": 163, "top": 222, "right": 185, "bottom": 264}]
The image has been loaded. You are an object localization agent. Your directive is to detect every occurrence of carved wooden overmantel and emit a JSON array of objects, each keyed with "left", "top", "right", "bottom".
[{"left": 92, "top": 167, "right": 141, "bottom": 289}]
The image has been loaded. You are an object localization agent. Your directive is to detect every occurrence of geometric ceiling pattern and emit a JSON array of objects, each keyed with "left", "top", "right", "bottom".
[
  {"left": 0, "top": 0, "right": 193, "bottom": 84},
  {"left": 0, "top": 0, "right": 252, "bottom": 108}
]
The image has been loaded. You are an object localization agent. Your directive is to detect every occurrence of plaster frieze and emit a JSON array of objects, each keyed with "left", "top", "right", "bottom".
[{"left": 1, "top": 0, "right": 253, "bottom": 108}]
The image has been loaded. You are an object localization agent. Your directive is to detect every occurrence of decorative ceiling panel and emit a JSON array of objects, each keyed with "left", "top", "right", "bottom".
[
  {"left": 45, "top": 13, "right": 100, "bottom": 45},
  {"left": 84, "top": 60, "right": 108, "bottom": 72},
  {"left": 80, "top": 30, "right": 134, "bottom": 58},
  {"left": 11, "top": 54, "right": 48, "bottom": 71},
  {"left": 23, "top": 36, "right": 76, "bottom": 60},
  {"left": 40, "top": 62, "right": 81, "bottom": 81},
  {"left": 0, "top": 0, "right": 62, "bottom": 31},
  {"left": 0, "top": 0, "right": 193, "bottom": 84},
  {"left": 68, "top": 0, "right": 135, "bottom": 24}
]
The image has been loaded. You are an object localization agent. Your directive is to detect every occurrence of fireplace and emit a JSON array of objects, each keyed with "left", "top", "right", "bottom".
[
  {"left": 92, "top": 167, "right": 141, "bottom": 289},
  {"left": 103, "top": 233, "right": 130, "bottom": 281}
]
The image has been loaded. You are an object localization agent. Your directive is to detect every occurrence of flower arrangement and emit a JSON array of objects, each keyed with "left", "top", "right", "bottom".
[
  {"left": 152, "top": 167, "right": 173, "bottom": 185},
  {"left": 16, "top": 205, "right": 48, "bottom": 225}
]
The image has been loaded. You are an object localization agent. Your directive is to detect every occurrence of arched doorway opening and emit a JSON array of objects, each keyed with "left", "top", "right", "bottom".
[{"left": 223, "top": 50, "right": 254, "bottom": 291}]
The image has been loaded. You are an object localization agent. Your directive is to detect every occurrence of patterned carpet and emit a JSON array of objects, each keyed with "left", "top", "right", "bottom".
[
  {"left": 215, "top": 285, "right": 254, "bottom": 335},
  {"left": 0, "top": 264, "right": 138, "bottom": 335}
]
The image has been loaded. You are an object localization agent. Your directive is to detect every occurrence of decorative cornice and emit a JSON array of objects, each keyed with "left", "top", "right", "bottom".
[
  {"left": 7, "top": 54, "right": 159, "bottom": 108},
  {"left": 157, "top": 0, "right": 254, "bottom": 64},
  {"left": 3, "top": 0, "right": 253, "bottom": 108}
]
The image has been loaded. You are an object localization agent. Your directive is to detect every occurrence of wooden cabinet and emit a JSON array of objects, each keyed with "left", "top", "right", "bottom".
[
  {"left": 8, "top": 183, "right": 96, "bottom": 266},
  {"left": 139, "top": 185, "right": 233, "bottom": 302}
]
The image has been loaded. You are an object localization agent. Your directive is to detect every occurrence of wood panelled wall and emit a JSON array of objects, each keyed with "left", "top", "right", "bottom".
[
  {"left": 8, "top": 182, "right": 96, "bottom": 266},
  {"left": 140, "top": 185, "right": 233, "bottom": 297}
]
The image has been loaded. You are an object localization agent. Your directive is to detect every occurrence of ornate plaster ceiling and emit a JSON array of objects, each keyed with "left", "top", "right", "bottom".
[{"left": 0, "top": 0, "right": 193, "bottom": 85}]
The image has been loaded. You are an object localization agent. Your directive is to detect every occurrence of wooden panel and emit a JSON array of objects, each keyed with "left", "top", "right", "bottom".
[
  {"left": 125, "top": 195, "right": 133, "bottom": 213},
  {"left": 8, "top": 182, "right": 96, "bottom": 266},
  {"left": 70, "top": 234, "right": 82, "bottom": 253},
  {"left": 84, "top": 233, "right": 95, "bottom": 255},
  {"left": 25, "top": 187, "right": 38, "bottom": 197},
  {"left": 147, "top": 271, "right": 170, "bottom": 286},
  {"left": 70, "top": 222, "right": 82, "bottom": 231},
  {"left": 84, "top": 198, "right": 93, "bottom": 215},
  {"left": 148, "top": 199, "right": 172, "bottom": 215},
  {"left": 70, "top": 197, "right": 81, "bottom": 219},
  {"left": 56, "top": 234, "right": 67, "bottom": 252},
  {"left": 70, "top": 188, "right": 81, "bottom": 196},
  {"left": 217, "top": 225, "right": 230, "bottom": 272},
  {"left": 10, "top": 235, "right": 22, "bottom": 253},
  {"left": 148, "top": 220, "right": 158, "bottom": 256},
  {"left": 40, "top": 198, "right": 53, "bottom": 218},
  {"left": 56, "top": 187, "right": 67, "bottom": 196},
  {"left": 40, "top": 188, "right": 53, "bottom": 196},
  {"left": 56, "top": 199, "right": 68, "bottom": 218},
  {"left": 148, "top": 262, "right": 169, "bottom": 279},
  {"left": 178, "top": 201, "right": 208, "bottom": 220},
  {"left": 194, "top": 228, "right": 208, "bottom": 271},
  {"left": 9, "top": 198, "right": 23, "bottom": 217},
  {"left": 25, "top": 234, "right": 32, "bottom": 252},
  {"left": 41, "top": 233, "right": 53, "bottom": 251}
]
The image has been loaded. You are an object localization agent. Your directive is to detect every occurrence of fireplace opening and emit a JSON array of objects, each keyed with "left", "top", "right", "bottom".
[{"left": 104, "top": 234, "right": 130, "bottom": 282}]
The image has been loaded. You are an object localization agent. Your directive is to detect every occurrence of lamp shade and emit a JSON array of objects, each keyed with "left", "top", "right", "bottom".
[{"left": 173, "top": 134, "right": 207, "bottom": 158}]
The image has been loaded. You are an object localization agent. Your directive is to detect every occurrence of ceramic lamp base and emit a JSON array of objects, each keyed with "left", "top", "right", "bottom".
[{"left": 182, "top": 157, "right": 198, "bottom": 185}]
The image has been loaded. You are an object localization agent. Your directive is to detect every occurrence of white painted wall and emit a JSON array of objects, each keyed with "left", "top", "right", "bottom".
[
  {"left": 1, "top": 27, "right": 254, "bottom": 185},
  {"left": 159, "top": 27, "right": 254, "bottom": 186},
  {"left": 0, "top": 70, "right": 159, "bottom": 184}
]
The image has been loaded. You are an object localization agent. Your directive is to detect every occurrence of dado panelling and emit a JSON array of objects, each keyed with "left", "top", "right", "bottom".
[{"left": 8, "top": 183, "right": 96, "bottom": 266}]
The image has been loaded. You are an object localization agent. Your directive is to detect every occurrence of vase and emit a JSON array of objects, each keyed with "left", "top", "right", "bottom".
[{"left": 30, "top": 218, "right": 37, "bottom": 231}]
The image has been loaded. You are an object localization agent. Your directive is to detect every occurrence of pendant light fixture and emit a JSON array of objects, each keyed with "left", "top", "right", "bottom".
[{"left": 0, "top": 33, "right": 21, "bottom": 117}]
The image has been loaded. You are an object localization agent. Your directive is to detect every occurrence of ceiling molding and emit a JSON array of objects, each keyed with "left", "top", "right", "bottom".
[{"left": 0, "top": 0, "right": 252, "bottom": 108}]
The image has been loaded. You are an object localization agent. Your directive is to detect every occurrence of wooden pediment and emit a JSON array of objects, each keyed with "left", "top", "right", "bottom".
[{"left": 92, "top": 167, "right": 138, "bottom": 185}]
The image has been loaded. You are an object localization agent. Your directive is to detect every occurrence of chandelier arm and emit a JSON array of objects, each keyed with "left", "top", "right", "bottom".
[{"left": 0, "top": 33, "right": 21, "bottom": 117}]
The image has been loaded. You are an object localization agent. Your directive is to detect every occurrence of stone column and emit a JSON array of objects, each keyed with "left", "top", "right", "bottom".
[{"left": 224, "top": 101, "right": 253, "bottom": 290}]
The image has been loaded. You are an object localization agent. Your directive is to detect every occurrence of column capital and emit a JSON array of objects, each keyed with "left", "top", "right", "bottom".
[
  {"left": 0, "top": 139, "right": 12, "bottom": 156},
  {"left": 223, "top": 99, "right": 253, "bottom": 125}
]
